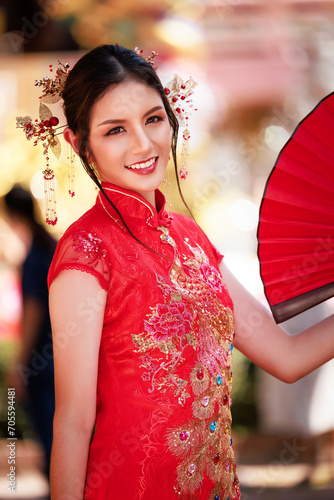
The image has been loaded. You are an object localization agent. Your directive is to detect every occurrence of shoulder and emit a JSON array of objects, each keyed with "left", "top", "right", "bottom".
[
  {"left": 170, "top": 211, "right": 209, "bottom": 244},
  {"left": 169, "top": 211, "right": 198, "bottom": 233},
  {"left": 55, "top": 200, "right": 113, "bottom": 251},
  {"left": 170, "top": 212, "right": 223, "bottom": 266},
  {"left": 54, "top": 201, "right": 112, "bottom": 258},
  {"left": 48, "top": 203, "right": 112, "bottom": 291},
  {"left": 60, "top": 203, "right": 102, "bottom": 238}
]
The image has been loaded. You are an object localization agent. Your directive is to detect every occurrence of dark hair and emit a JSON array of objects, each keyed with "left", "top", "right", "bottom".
[
  {"left": 4, "top": 185, "right": 35, "bottom": 219},
  {"left": 62, "top": 44, "right": 191, "bottom": 253},
  {"left": 4, "top": 186, "right": 56, "bottom": 253}
]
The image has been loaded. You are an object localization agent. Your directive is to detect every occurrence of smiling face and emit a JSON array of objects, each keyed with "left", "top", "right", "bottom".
[{"left": 88, "top": 79, "right": 172, "bottom": 206}]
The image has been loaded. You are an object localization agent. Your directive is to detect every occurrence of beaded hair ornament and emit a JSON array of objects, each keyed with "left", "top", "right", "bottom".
[{"left": 16, "top": 47, "right": 197, "bottom": 225}]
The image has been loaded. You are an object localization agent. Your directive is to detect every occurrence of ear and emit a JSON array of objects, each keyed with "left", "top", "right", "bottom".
[
  {"left": 63, "top": 127, "right": 95, "bottom": 163},
  {"left": 63, "top": 127, "right": 80, "bottom": 156}
]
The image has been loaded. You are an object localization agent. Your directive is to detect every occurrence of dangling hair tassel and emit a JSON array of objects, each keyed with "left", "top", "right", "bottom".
[
  {"left": 180, "top": 127, "right": 191, "bottom": 180},
  {"left": 163, "top": 160, "right": 172, "bottom": 210},
  {"left": 164, "top": 74, "right": 197, "bottom": 180},
  {"left": 43, "top": 167, "right": 58, "bottom": 225},
  {"left": 67, "top": 144, "right": 75, "bottom": 197}
]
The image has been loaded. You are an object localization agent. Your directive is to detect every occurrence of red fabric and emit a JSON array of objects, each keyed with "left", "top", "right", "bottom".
[
  {"left": 48, "top": 182, "right": 240, "bottom": 500},
  {"left": 258, "top": 93, "right": 334, "bottom": 310}
]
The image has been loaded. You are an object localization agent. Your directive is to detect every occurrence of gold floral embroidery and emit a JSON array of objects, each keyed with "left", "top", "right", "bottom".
[
  {"left": 132, "top": 277, "right": 196, "bottom": 405},
  {"left": 166, "top": 364, "right": 239, "bottom": 499},
  {"left": 131, "top": 231, "right": 240, "bottom": 499}
]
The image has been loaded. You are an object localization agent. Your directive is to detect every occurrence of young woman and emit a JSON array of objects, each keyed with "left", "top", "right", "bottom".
[{"left": 48, "top": 44, "right": 334, "bottom": 500}]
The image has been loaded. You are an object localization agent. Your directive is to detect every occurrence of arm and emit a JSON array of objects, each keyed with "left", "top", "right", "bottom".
[
  {"left": 49, "top": 270, "right": 107, "bottom": 500},
  {"left": 219, "top": 261, "right": 334, "bottom": 383}
]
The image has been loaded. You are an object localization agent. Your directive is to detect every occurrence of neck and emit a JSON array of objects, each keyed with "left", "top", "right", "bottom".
[
  {"left": 100, "top": 180, "right": 157, "bottom": 209},
  {"left": 138, "top": 190, "right": 156, "bottom": 208}
]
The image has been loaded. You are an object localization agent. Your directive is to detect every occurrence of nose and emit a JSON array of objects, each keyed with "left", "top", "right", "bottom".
[{"left": 131, "top": 126, "right": 152, "bottom": 156}]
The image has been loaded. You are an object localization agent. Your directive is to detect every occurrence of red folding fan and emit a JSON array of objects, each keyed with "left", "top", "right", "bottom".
[{"left": 257, "top": 92, "right": 334, "bottom": 323}]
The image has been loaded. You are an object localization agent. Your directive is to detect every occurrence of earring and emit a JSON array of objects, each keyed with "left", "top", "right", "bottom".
[
  {"left": 43, "top": 166, "right": 57, "bottom": 226},
  {"left": 163, "top": 74, "right": 197, "bottom": 180},
  {"left": 180, "top": 118, "right": 191, "bottom": 180},
  {"left": 67, "top": 143, "right": 75, "bottom": 197},
  {"left": 163, "top": 157, "right": 172, "bottom": 210}
]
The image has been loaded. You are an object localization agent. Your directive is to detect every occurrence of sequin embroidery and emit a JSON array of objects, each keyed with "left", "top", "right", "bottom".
[
  {"left": 131, "top": 230, "right": 240, "bottom": 499},
  {"left": 72, "top": 230, "right": 107, "bottom": 261}
]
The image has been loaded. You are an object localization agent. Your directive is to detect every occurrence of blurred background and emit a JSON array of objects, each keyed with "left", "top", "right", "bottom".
[{"left": 1, "top": 0, "right": 334, "bottom": 498}]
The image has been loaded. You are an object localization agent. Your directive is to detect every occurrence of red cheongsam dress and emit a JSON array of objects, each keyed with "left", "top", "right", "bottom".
[{"left": 48, "top": 181, "right": 241, "bottom": 500}]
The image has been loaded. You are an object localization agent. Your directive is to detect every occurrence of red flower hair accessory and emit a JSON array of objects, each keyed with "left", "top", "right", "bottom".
[
  {"left": 134, "top": 47, "right": 198, "bottom": 180},
  {"left": 164, "top": 74, "right": 197, "bottom": 179},
  {"left": 15, "top": 47, "right": 198, "bottom": 225},
  {"left": 16, "top": 61, "right": 70, "bottom": 225}
]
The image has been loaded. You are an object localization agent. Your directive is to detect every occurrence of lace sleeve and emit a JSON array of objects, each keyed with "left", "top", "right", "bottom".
[{"left": 48, "top": 229, "right": 111, "bottom": 291}]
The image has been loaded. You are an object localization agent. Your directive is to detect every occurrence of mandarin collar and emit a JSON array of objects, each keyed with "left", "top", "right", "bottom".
[{"left": 97, "top": 182, "right": 173, "bottom": 229}]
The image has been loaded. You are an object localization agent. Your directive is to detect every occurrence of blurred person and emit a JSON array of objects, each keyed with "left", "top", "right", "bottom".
[{"left": 4, "top": 185, "right": 56, "bottom": 487}]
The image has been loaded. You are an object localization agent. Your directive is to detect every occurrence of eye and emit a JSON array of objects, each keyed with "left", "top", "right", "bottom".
[
  {"left": 106, "top": 126, "right": 125, "bottom": 136},
  {"left": 146, "top": 115, "right": 164, "bottom": 124}
]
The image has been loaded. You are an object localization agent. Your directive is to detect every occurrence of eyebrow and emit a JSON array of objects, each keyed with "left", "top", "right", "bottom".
[{"left": 97, "top": 106, "right": 164, "bottom": 127}]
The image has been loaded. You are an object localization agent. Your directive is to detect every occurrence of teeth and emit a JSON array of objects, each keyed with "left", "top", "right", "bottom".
[{"left": 126, "top": 157, "right": 156, "bottom": 169}]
